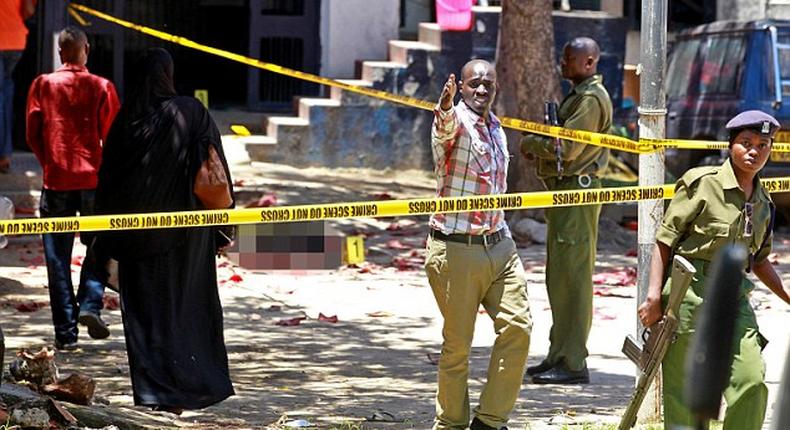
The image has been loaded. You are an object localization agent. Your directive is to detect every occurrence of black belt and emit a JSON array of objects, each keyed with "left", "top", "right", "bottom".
[{"left": 430, "top": 229, "right": 505, "bottom": 247}]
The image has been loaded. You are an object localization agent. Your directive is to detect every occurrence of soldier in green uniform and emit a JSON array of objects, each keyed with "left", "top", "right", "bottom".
[
  {"left": 520, "top": 37, "right": 612, "bottom": 384},
  {"left": 638, "top": 110, "right": 790, "bottom": 429}
]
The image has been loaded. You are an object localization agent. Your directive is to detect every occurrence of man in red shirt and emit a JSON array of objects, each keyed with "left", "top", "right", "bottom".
[
  {"left": 0, "top": 0, "right": 36, "bottom": 173},
  {"left": 26, "top": 27, "right": 120, "bottom": 350}
]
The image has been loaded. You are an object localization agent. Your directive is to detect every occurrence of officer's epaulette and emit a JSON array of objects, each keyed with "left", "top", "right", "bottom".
[{"left": 678, "top": 165, "right": 719, "bottom": 188}]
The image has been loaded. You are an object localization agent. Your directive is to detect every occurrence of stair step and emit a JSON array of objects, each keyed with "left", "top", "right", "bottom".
[
  {"left": 2, "top": 190, "right": 41, "bottom": 213},
  {"left": 418, "top": 23, "right": 442, "bottom": 49},
  {"left": 228, "top": 135, "right": 277, "bottom": 164},
  {"left": 1, "top": 169, "right": 43, "bottom": 192},
  {"left": 209, "top": 109, "right": 268, "bottom": 135},
  {"left": 265, "top": 117, "right": 309, "bottom": 140},
  {"left": 361, "top": 61, "right": 405, "bottom": 84},
  {"left": 388, "top": 40, "right": 440, "bottom": 65},
  {"left": 329, "top": 79, "right": 378, "bottom": 106},
  {"left": 298, "top": 98, "right": 341, "bottom": 120},
  {"left": 2, "top": 152, "right": 42, "bottom": 192}
]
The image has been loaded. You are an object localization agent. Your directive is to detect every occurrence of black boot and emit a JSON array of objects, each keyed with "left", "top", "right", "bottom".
[
  {"left": 525, "top": 360, "right": 554, "bottom": 376},
  {"left": 470, "top": 417, "right": 507, "bottom": 430},
  {"left": 531, "top": 362, "right": 590, "bottom": 385}
]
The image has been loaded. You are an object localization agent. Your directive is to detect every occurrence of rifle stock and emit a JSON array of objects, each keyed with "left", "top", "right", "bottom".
[{"left": 618, "top": 255, "right": 696, "bottom": 429}]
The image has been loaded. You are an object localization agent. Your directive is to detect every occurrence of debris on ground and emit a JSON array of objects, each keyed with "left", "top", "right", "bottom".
[
  {"left": 102, "top": 293, "right": 121, "bottom": 311},
  {"left": 596, "top": 218, "right": 637, "bottom": 251},
  {"left": 246, "top": 194, "right": 278, "bottom": 208},
  {"left": 9, "top": 348, "right": 59, "bottom": 387},
  {"left": 592, "top": 267, "right": 637, "bottom": 287},
  {"left": 512, "top": 218, "right": 547, "bottom": 244},
  {"left": 42, "top": 373, "right": 97, "bottom": 406},
  {"left": 318, "top": 313, "right": 338, "bottom": 323},
  {"left": 10, "top": 405, "right": 50, "bottom": 428},
  {"left": 7, "top": 299, "right": 49, "bottom": 313},
  {"left": 275, "top": 316, "right": 307, "bottom": 326}
]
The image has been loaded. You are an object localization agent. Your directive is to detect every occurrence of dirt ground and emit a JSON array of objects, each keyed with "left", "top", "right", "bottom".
[{"left": 1, "top": 144, "right": 789, "bottom": 429}]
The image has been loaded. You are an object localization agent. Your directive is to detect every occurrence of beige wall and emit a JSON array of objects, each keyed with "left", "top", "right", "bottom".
[
  {"left": 601, "top": 0, "right": 623, "bottom": 17},
  {"left": 320, "top": 0, "right": 401, "bottom": 78}
]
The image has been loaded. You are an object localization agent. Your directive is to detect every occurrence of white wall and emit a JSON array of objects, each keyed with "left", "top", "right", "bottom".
[
  {"left": 768, "top": 0, "right": 790, "bottom": 19},
  {"left": 717, "top": 0, "right": 766, "bottom": 20},
  {"left": 320, "top": 0, "right": 401, "bottom": 78}
]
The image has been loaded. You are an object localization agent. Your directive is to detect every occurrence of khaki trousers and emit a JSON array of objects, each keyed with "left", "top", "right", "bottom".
[
  {"left": 544, "top": 176, "right": 601, "bottom": 371},
  {"left": 424, "top": 235, "right": 532, "bottom": 430},
  {"left": 662, "top": 269, "right": 768, "bottom": 430}
]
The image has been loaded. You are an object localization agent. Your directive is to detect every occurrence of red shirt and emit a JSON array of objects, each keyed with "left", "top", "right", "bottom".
[{"left": 26, "top": 64, "right": 120, "bottom": 191}]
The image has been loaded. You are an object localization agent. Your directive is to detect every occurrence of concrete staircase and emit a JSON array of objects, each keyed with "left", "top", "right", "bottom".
[
  {"left": 244, "top": 6, "right": 502, "bottom": 171},
  {"left": 1, "top": 152, "right": 43, "bottom": 244}
]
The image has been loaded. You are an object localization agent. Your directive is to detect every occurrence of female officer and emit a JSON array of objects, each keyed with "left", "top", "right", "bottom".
[{"left": 638, "top": 110, "right": 790, "bottom": 429}]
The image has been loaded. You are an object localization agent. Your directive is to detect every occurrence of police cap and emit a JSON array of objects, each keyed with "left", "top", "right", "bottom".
[{"left": 725, "top": 110, "right": 781, "bottom": 137}]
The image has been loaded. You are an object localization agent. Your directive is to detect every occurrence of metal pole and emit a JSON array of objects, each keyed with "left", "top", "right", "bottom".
[{"left": 636, "top": 0, "right": 667, "bottom": 423}]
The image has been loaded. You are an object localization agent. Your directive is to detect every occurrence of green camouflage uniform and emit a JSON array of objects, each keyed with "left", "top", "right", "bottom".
[
  {"left": 657, "top": 159, "right": 773, "bottom": 430},
  {"left": 520, "top": 74, "right": 612, "bottom": 371}
]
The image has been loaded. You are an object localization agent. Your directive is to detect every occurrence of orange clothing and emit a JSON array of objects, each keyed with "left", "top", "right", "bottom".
[{"left": 0, "top": 0, "right": 30, "bottom": 51}]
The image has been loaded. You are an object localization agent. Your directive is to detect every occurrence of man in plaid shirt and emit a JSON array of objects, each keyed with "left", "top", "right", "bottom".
[{"left": 424, "top": 59, "right": 532, "bottom": 430}]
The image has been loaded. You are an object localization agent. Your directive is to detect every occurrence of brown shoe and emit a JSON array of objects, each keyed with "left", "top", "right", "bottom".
[
  {"left": 0, "top": 157, "right": 9, "bottom": 174},
  {"left": 78, "top": 312, "right": 110, "bottom": 339}
]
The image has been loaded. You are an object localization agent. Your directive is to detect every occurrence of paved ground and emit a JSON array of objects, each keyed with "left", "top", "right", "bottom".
[{"left": 1, "top": 144, "right": 788, "bottom": 429}]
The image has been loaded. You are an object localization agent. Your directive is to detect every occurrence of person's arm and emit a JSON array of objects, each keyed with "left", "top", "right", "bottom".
[
  {"left": 521, "top": 95, "right": 603, "bottom": 160},
  {"left": 637, "top": 177, "right": 702, "bottom": 326},
  {"left": 433, "top": 74, "right": 459, "bottom": 145},
  {"left": 752, "top": 259, "right": 790, "bottom": 305},
  {"left": 25, "top": 78, "right": 44, "bottom": 163},
  {"left": 638, "top": 241, "right": 672, "bottom": 326},
  {"left": 22, "top": 0, "right": 37, "bottom": 20},
  {"left": 520, "top": 132, "right": 556, "bottom": 159},
  {"left": 98, "top": 81, "right": 121, "bottom": 143}
]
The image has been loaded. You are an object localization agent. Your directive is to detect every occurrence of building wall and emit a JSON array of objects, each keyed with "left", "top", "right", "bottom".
[
  {"left": 717, "top": 0, "right": 766, "bottom": 20},
  {"left": 768, "top": 0, "right": 790, "bottom": 19},
  {"left": 320, "top": 0, "right": 401, "bottom": 78},
  {"left": 401, "top": 0, "right": 432, "bottom": 38},
  {"left": 717, "top": 0, "right": 790, "bottom": 21}
]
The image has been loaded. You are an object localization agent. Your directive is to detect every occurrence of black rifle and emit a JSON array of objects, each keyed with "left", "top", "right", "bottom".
[
  {"left": 543, "top": 101, "right": 563, "bottom": 179},
  {"left": 619, "top": 255, "right": 696, "bottom": 429}
]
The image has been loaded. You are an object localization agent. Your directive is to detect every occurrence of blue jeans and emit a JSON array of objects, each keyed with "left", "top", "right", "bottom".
[
  {"left": 40, "top": 189, "right": 107, "bottom": 344},
  {"left": 0, "top": 51, "right": 22, "bottom": 159}
]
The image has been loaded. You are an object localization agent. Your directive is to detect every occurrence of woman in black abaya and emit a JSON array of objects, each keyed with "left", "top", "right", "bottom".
[{"left": 96, "top": 48, "right": 234, "bottom": 413}]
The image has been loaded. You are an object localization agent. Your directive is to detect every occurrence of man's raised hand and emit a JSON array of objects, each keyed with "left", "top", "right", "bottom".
[{"left": 440, "top": 74, "right": 457, "bottom": 110}]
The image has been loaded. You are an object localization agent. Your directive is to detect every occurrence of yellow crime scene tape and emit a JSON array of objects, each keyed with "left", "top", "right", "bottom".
[
  {"left": 3, "top": 177, "right": 790, "bottom": 236},
  {"left": 67, "top": 3, "right": 790, "bottom": 155}
]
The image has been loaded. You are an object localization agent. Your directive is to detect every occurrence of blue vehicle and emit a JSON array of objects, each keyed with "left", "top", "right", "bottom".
[{"left": 665, "top": 20, "right": 790, "bottom": 216}]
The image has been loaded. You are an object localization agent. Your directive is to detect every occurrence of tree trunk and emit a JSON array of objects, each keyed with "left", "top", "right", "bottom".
[{"left": 495, "top": 0, "right": 560, "bottom": 223}]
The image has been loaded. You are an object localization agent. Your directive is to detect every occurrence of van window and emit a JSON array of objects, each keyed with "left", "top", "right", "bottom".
[
  {"left": 776, "top": 34, "right": 790, "bottom": 96},
  {"left": 699, "top": 36, "right": 746, "bottom": 95},
  {"left": 667, "top": 35, "right": 746, "bottom": 98},
  {"left": 667, "top": 39, "right": 701, "bottom": 99}
]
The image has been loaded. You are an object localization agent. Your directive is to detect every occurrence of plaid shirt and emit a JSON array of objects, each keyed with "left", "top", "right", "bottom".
[{"left": 429, "top": 101, "right": 511, "bottom": 236}]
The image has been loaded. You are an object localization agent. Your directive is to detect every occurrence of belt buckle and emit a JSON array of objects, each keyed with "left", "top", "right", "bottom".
[{"left": 578, "top": 174, "right": 592, "bottom": 188}]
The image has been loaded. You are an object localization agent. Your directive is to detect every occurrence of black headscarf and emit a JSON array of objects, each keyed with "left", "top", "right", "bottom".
[
  {"left": 96, "top": 48, "right": 229, "bottom": 260},
  {"left": 122, "top": 48, "right": 177, "bottom": 121}
]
